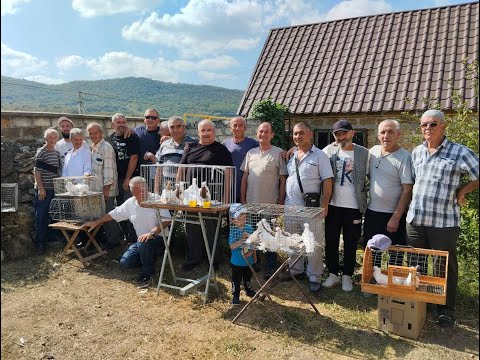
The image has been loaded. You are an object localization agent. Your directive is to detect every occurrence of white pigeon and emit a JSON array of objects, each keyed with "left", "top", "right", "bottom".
[
  {"left": 198, "top": 181, "right": 211, "bottom": 206},
  {"left": 373, "top": 266, "right": 415, "bottom": 286},
  {"left": 160, "top": 181, "right": 176, "bottom": 204},
  {"left": 301, "top": 223, "right": 316, "bottom": 254},
  {"left": 260, "top": 218, "right": 274, "bottom": 235}
]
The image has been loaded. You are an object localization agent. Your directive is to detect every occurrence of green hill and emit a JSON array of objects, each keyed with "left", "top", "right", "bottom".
[{"left": 0, "top": 76, "right": 244, "bottom": 118}]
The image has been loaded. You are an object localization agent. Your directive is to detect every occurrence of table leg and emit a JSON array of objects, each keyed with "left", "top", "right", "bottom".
[{"left": 157, "top": 213, "right": 177, "bottom": 295}]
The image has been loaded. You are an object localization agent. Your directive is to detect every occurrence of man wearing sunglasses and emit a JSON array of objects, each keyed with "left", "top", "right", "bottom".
[
  {"left": 407, "top": 109, "right": 479, "bottom": 328},
  {"left": 134, "top": 108, "right": 161, "bottom": 169}
]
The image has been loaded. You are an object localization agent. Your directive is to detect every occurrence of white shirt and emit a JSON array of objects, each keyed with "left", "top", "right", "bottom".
[
  {"left": 109, "top": 194, "right": 171, "bottom": 237},
  {"left": 55, "top": 139, "right": 89, "bottom": 161},
  {"left": 62, "top": 147, "right": 92, "bottom": 177},
  {"left": 330, "top": 149, "right": 358, "bottom": 209}
]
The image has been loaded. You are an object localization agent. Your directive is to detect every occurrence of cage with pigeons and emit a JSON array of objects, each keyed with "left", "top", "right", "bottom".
[
  {"left": 228, "top": 203, "right": 324, "bottom": 256},
  {"left": 49, "top": 176, "right": 105, "bottom": 223},
  {"left": 140, "top": 163, "right": 236, "bottom": 209},
  {"left": 1, "top": 183, "right": 18, "bottom": 213},
  {"left": 361, "top": 245, "right": 449, "bottom": 304}
]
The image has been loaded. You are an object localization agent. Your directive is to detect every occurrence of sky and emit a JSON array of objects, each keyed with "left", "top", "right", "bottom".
[{"left": 0, "top": 0, "right": 471, "bottom": 90}]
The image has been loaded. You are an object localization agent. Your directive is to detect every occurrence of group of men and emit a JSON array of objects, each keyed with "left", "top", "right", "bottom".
[{"left": 33, "top": 109, "right": 478, "bottom": 327}]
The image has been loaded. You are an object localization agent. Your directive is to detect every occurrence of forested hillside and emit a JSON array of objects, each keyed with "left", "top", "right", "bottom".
[{"left": 1, "top": 76, "right": 244, "bottom": 117}]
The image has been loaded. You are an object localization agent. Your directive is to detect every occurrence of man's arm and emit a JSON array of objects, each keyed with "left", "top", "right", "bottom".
[
  {"left": 456, "top": 180, "right": 479, "bottom": 206},
  {"left": 320, "top": 178, "right": 333, "bottom": 218},
  {"left": 83, "top": 213, "right": 114, "bottom": 231},
  {"left": 123, "top": 154, "right": 138, "bottom": 191},
  {"left": 386, "top": 184, "right": 413, "bottom": 233},
  {"left": 34, "top": 170, "right": 46, "bottom": 200},
  {"left": 137, "top": 220, "right": 172, "bottom": 242},
  {"left": 240, "top": 171, "right": 248, "bottom": 204},
  {"left": 278, "top": 175, "right": 287, "bottom": 205}
]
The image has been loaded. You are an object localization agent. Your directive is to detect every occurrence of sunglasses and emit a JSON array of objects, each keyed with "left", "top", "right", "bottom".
[
  {"left": 145, "top": 116, "right": 158, "bottom": 120},
  {"left": 420, "top": 122, "right": 440, "bottom": 129}
]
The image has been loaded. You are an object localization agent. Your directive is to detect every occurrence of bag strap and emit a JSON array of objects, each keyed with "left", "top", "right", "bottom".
[{"left": 294, "top": 156, "right": 305, "bottom": 195}]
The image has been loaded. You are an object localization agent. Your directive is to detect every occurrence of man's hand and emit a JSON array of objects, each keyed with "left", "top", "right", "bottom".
[
  {"left": 386, "top": 216, "right": 400, "bottom": 233},
  {"left": 38, "top": 188, "right": 46, "bottom": 201},
  {"left": 123, "top": 178, "right": 130, "bottom": 191},
  {"left": 82, "top": 221, "right": 97, "bottom": 232},
  {"left": 160, "top": 135, "right": 171, "bottom": 144},
  {"left": 320, "top": 206, "right": 328, "bottom": 218},
  {"left": 144, "top": 151, "right": 156, "bottom": 162},
  {"left": 456, "top": 191, "right": 467, "bottom": 206},
  {"left": 138, "top": 232, "right": 153, "bottom": 243},
  {"left": 123, "top": 126, "right": 133, "bottom": 138}
]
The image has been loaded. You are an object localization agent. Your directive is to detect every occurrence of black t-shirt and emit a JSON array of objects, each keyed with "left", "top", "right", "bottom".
[
  {"left": 179, "top": 141, "right": 233, "bottom": 166},
  {"left": 108, "top": 132, "right": 140, "bottom": 178}
]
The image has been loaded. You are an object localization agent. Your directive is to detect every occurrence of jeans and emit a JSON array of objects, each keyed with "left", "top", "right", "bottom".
[
  {"left": 116, "top": 179, "right": 137, "bottom": 243},
  {"left": 119, "top": 235, "right": 165, "bottom": 277},
  {"left": 34, "top": 188, "right": 55, "bottom": 250}
]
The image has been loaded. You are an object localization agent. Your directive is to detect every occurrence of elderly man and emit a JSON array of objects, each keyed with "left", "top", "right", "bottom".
[
  {"left": 108, "top": 113, "right": 140, "bottom": 244},
  {"left": 55, "top": 117, "right": 89, "bottom": 160},
  {"left": 364, "top": 120, "right": 413, "bottom": 245},
  {"left": 322, "top": 120, "right": 369, "bottom": 292},
  {"left": 33, "top": 128, "right": 62, "bottom": 255},
  {"left": 62, "top": 128, "right": 91, "bottom": 177},
  {"left": 136, "top": 108, "right": 161, "bottom": 169},
  {"left": 283, "top": 122, "right": 333, "bottom": 292},
  {"left": 407, "top": 109, "right": 479, "bottom": 327},
  {"left": 241, "top": 122, "right": 287, "bottom": 279},
  {"left": 83, "top": 176, "right": 171, "bottom": 286},
  {"left": 179, "top": 119, "right": 233, "bottom": 270},
  {"left": 222, "top": 116, "right": 258, "bottom": 203},
  {"left": 87, "top": 122, "right": 123, "bottom": 249}
]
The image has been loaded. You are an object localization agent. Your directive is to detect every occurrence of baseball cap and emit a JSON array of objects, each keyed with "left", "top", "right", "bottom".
[
  {"left": 366, "top": 234, "right": 392, "bottom": 251},
  {"left": 57, "top": 116, "right": 73, "bottom": 126},
  {"left": 333, "top": 119, "right": 353, "bottom": 133},
  {"left": 230, "top": 203, "right": 247, "bottom": 219}
]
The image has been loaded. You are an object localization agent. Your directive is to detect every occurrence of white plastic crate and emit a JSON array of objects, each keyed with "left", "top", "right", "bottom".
[{"left": 1, "top": 183, "right": 18, "bottom": 212}]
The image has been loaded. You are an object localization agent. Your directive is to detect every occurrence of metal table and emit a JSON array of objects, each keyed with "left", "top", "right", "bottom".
[{"left": 140, "top": 201, "right": 229, "bottom": 304}]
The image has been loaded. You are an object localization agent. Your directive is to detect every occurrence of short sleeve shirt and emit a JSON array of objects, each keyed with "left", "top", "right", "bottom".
[{"left": 108, "top": 132, "right": 140, "bottom": 179}]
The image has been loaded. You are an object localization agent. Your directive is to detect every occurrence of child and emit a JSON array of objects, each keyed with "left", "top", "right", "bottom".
[{"left": 229, "top": 204, "right": 257, "bottom": 305}]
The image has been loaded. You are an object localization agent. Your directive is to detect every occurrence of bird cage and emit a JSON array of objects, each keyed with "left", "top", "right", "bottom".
[
  {"left": 1, "top": 183, "right": 18, "bottom": 212},
  {"left": 53, "top": 176, "right": 103, "bottom": 196},
  {"left": 140, "top": 163, "right": 236, "bottom": 208},
  {"left": 229, "top": 203, "right": 324, "bottom": 256},
  {"left": 362, "top": 245, "right": 448, "bottom": 304},
  {"left": 49, "top": 194, "right": 105, "bottom": 223}
]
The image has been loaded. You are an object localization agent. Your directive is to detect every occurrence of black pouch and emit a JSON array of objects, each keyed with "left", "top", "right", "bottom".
[{"left": 303, "top": 192, "right": 320, "bottom": 207}]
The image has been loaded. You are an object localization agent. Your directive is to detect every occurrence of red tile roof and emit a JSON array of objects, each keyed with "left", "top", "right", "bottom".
[{"left": 238, "top": 2, "right": 479, "bottom": 116}]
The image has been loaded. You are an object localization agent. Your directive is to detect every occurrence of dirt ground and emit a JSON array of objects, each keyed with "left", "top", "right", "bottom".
[{"left": 1, "top": 244, "right": 479, "bottom": 360}]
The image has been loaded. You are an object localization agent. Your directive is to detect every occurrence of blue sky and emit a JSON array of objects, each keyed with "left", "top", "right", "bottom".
[{"left": 1, "top": 0, "right": 470, "bottom": 90}]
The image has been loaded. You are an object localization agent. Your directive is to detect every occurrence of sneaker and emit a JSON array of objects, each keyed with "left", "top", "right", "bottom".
[
  {"left": 231, "top": 296, "right": 240, "bottom": 305},
  {"left": 308, "top": 281, "right": 322, "bottom": 293},
  {"left": 341, "top": 275, "right": 353, "bottom": 292},
  {"left": 322, "top": 273, "right": 341, "bottom": 288}
]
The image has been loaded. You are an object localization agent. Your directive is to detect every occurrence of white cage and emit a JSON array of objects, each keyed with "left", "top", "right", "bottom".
[
  {"left": 140, "top": 163, "right": 236, "bottom": 208},
  {"left": 53, "top": 176, "right": 103, "bottom": 196},
  {"left": 229, "top": 203, "right": 324, "bottom": 256},
  {"left": 49, "top": 194, "right": 106, "bottom": 223},
  {"left": 1, "top": 183, "right": 18, "bottom": 212}
]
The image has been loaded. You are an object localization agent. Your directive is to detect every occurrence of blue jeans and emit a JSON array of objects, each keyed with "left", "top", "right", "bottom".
[
  {"left": 119, "top": 236, "right": 165, "bottom": 277},
  {"left": 34, "top": 188, "right": 55, "bottom": 250}
]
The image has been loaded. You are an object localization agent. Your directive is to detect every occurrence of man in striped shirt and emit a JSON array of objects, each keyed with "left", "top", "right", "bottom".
[
  {"left": 407, "top": 109, "right": 479, "bottom": 328},
  {"left": 34, "top": 128, "right": 62, "bottom": 255}
]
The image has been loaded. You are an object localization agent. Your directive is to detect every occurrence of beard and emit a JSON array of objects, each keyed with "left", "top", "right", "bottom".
[{"left": 61, "top": 132, "right": 70, "bottom": 139}]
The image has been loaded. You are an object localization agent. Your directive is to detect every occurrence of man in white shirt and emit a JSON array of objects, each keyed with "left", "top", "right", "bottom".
[{"left": 55, "top": 117, "right": 89, "bottom": 161}]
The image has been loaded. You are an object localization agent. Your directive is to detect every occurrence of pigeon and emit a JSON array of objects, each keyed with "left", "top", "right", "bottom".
[
  {"left": 301, "top": 223, "right": 316, "bottom": 254},
  {"left": 160, "top": 181, "right": 176, "bottom": 204},
  {"left": 198, "top": 181, "right": 211, "bottom": 206},
  {"left": 65, "top": 181, "right": 89, "bottom": 195},
  {"left": 373, "top": 266, "right": 418, "bottom": 286}
]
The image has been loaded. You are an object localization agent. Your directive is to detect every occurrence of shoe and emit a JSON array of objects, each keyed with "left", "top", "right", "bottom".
[
  {"left": 341, "top": 275, "right": 353, "bottom": 292},
  {"left": 244, "top": 282, "right": 256, "bottom": 298},
  {"left": 231, "top": 296, "right": 240, "bottom": 305},
  {"left": 308, "top": 281, "right": 322, "bottom": 293},
  {"left": 322, "top": 273, "right": 341, "bottom": 288},
  {"left": 181, "top": 259, "right": 202, "bottom": 271},
  {"left": 135, "top": 274, "right": 153, "bottom": 288},
  {"left": 437, "top": 314, "right": 455, "bottom": 328}
]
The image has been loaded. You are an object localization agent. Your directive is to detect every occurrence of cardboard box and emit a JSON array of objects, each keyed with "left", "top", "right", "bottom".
[{"left": 378, "top": 296, "right": 426, "bottom": 339}]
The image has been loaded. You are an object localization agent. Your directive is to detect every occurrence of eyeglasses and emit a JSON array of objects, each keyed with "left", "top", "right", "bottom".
[
  {"left": 420, "top": 122, "right": 439, "bottom": 129},
  {"left": 144, "top": 116, "right": 158, "bottom": 120}
]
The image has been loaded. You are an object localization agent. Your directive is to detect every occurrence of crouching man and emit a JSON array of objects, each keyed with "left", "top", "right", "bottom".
[{"left": 83, "top": 176, "right": 171, "bottom": 286}]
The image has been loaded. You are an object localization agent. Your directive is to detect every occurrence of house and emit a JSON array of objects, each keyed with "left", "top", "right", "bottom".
[{"left": 237, "top": 2, "right": 479, "bottom": 149}]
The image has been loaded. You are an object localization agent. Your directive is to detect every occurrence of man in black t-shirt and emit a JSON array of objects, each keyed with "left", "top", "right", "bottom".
[
  {"left": 179, "top": 119, "right": 233, "bottom": 270},
  {"left": 108, "top": 113, "right": 140, "bottom": 243}
]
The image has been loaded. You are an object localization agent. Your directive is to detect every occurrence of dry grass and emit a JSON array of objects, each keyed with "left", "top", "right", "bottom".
[{"left": 1, "top": 244, "right": 479, "bottom": 360}]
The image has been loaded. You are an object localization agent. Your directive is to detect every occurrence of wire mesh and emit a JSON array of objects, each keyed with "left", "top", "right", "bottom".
[
  {"left": 49, "top": 194, "right": 106, "bottom": 223},
  {"left": 229, "top": 203, "right": 324, "bottom": 256},
  {"left": 140, "top": 163, "right": 236, "bottom": 208},
  {"left": 53, "top": 176, "right": 103, "bottom": 196},
  {"left": 1, "top": 183, "right": 18, "bottom": 212}
]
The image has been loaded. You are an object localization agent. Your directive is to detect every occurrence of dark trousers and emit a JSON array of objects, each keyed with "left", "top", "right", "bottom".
[
  {"left": 185, "top": 214, "right": 222, "bottom": 264},
  {"left": 34, "top": 189, "right": 56, "bottom": 250},
  {"left": 119, "top": 235, "right": 165, "bottom": 277},
  {"left": 116, "top": 178, "right": 137, "bottom": 243},
  {"left": 406, "top": 223, "right": 459, "bottom": 317},
  {"left": 325, "top": 205, "right": 362, "bottom": 276},
  {"left": 231, "top": 264, "right": 253, "bottom": 296},
  {"left": 363, "top": 208, "right": 407, "bottom": 245}
]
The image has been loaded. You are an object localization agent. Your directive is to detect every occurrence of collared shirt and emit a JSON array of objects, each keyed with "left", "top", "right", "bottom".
[
  {"left": 62, "top": 146, "right": 92, "bottom": 177},
  {"left": 55, "top": 139, "right": 89, "bottom": 161},
  {"left": 91, "top": 139, "right": 118, "bottom": 197},
  {"left": 407, "top": 137, "right": 479, "bottom": 228},
  {"left": 156, "top": 135, "right": 197, "bottom": 164},
  {"left": 285, "top": 145, "right": 333, "bottom": 206}
]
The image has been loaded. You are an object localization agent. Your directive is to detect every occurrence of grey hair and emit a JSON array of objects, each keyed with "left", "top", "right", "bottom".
[
  {"left": 293, "top": 122, "right": 312, "bottom": 131},
  {"left": 160, "top": 120, "right": 170, "bottom": 130},
  {"left": 86, "top": 122, "right": 104, "bottom": 133},
  {"left": 379, "top": 119, "right": 400, "bottom": 131},
  {"left": 168, "top": 116, "right": 185, "bottom": 127},
  {"left": 230, "top": 116, "right": 247, "bottom": 126},
  {"left": 421, "top": 109, "right": 445, "bottom": 122},
  {"left": 44, "top": 128, "right": 59, "bottom": 139},
  {"left": 198, "top": 119, "right": 215, "bottom": 130},
  {"left": 129, "top": 176, "right": 146, "bottom": 190},
  {"left": 111, "top": 113, "right": 126, "bottom": 122},
  {"left": 69, "top": 128, "right": 84, "bottom": 139}
]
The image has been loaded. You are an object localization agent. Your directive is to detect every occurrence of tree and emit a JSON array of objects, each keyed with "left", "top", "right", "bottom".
[{"left": 249, "top": 98, "right": 291, "bottom": 149}]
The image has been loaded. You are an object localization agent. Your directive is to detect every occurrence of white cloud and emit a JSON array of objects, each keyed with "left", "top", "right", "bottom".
[
  {"left": 56, "top": 55, "right": 87, "bottom": 70},
  {"left": 1, "top": 43, "right": 48, "bottom": 78},
  {"left": 323, "top": 0, "right": 393, "bottom": 21},
  {"left": 71, "top": 0, "right": 157, "bottom": 18},
  {"left": 264, "top": 0, "right": 323, "bottom": 26},
  {"left": 1, "top": 0, "right": 30, "bottom": 16},
  {"left": 23, "top": 75, "right": 65, "bottom": 85}
]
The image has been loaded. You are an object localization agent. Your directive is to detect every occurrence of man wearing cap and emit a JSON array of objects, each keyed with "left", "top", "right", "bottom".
[
  {"left": 55, "top": 117, "right": 89, "bottom": 161},
  {"left": 283, "top": 122, "right": 333, "bottom": 292},
  {"left": 363, "top": 119, "right": 413, "bottom": 245},
  {"left": 322, "top": 119, "right": 369, "bottom": 292},
  {"left": 407, "top": 109, "right": 479, "bottom": 327}
]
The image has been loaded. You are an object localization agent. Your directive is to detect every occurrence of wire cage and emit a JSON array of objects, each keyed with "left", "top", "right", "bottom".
[
  {"left": 53, "top": 176, "right": 103, "bottom": 196},
  {"left": 140, "top": 163, "right": 236, "bottom": 209},
  {"left": 229, "top": 203, "right": 324, "bottom": 256},
  {"left": 49, "top": 194, "right": 106, "bottom": 223},
  {"left": 361, "top": 245, "right": 449, "bottom": 304},
  {"left": 1, "top": 183, "right": 18, "bottom": 213}
]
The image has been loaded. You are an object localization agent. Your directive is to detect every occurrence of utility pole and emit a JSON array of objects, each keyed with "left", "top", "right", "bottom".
[{"left": 78, "top": 91, "right": 84, "bottom": 114}]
